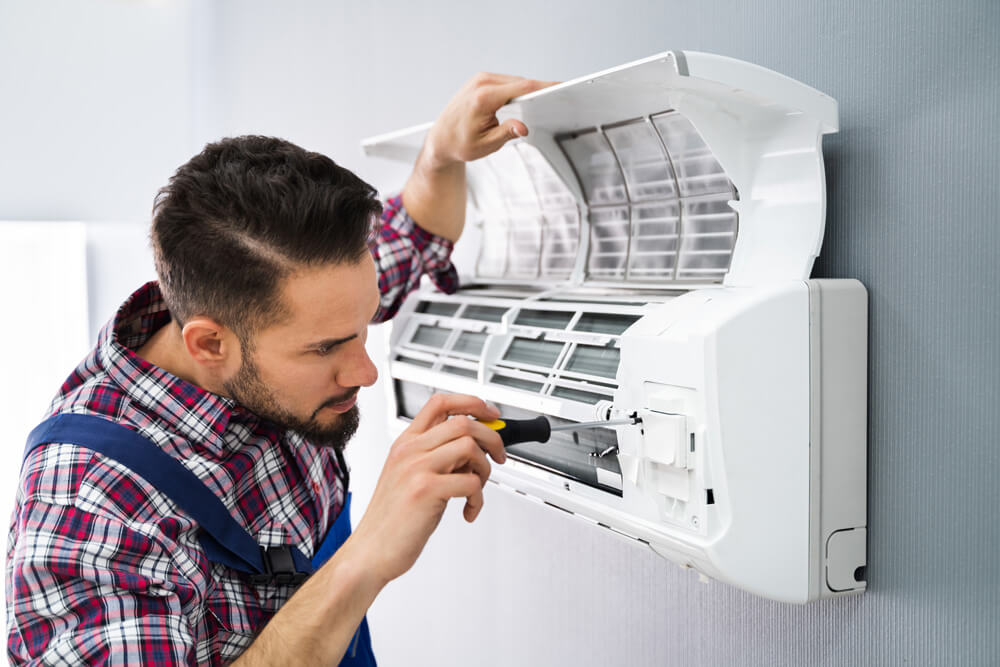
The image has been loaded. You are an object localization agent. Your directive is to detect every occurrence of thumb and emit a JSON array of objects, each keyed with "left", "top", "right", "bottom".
[{"left": 480, "top": 118, "right": 528, "bottom": 156}]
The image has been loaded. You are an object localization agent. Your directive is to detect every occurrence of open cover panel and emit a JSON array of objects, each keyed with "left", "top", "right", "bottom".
[
  {"left": 363, "top": 51, "right": 838, "bottom": 288},
  {"left": 468, "top": 118, "right": 738, "bottom": 283},
  {"left": 366, "top": 52, "right": 865, "bottom": 604}
]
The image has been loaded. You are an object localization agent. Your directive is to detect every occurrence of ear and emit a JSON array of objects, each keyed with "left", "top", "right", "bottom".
[{"left": 180, "top": 316, "right": 240, "bottom": 370}]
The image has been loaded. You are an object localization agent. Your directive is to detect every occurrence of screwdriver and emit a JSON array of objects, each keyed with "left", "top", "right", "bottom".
[{"left": 478, "top": 415, "right": 638, "bottom": 447}]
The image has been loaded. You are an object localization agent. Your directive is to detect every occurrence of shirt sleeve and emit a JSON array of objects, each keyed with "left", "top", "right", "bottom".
[
  {"left": 6, "top": 453, "right": 198, "bottom": 665},
  {"left": 370, "top": 194, "right": 460, "bottom": 323}
]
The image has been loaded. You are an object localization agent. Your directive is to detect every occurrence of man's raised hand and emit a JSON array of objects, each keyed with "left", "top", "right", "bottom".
[
  {"left": 422, "top": 72, "right": 557, "bottom": 168},
  {"left": 401, "top": 73, "right": 557, "bottom": 241}
]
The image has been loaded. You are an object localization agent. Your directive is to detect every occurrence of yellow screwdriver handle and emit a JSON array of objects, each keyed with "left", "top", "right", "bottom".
[{"left": 478, "top": 416, "right": 551, "bottom": 446}]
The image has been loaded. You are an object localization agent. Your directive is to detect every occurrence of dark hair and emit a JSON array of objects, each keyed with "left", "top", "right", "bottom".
[{"left": 151, "top": 135, "right": 381, "bottom": 340}]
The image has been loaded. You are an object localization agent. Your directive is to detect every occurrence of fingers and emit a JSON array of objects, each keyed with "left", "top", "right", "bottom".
[
  {"left": 434, "top": 471, "right": 486, "bottom": 522},
  {"left": 410, "top": 413, "right": 506, "bottom": 464},
  {"left": 470, "top": 72, "right": 527, "bottom": 83},
  {"left": 480, "top": 118, "right": 529, "bottom": 155},
  {"left": 468, "top": 76, "right": 558, "bottom": 156},
  {"left": 407, "top": 393, "right": 499, "bottom": 434},
  {"left": 479, "top": 77, "right": 557, "bottom": 110},
  {"left": 464, "top": 488, "right": 484, "bottom": 522},
  {"left": 467, "top": 72, "right": 523, "bottom": 87},
  {"left": 467, "top": 72, "right": 554, "bottom": 90},
  {"left": 427, "top": 436, "right": 492, "bottom": 483},
  {"left": 421, "top": 74, "right": 557, "bottom": 168}
]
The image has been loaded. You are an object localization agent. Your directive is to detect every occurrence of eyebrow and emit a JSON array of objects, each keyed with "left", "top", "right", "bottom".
[{"left": 305, "top": 334, "right": 358, "bottom": 351}]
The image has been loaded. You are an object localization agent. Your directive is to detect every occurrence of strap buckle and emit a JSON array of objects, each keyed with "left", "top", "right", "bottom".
[{"left": 251, "top": 546, "right": 311, "bottom": 586}]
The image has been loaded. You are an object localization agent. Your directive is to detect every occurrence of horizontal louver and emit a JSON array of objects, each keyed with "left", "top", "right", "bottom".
[
  {"left": 492, "top": 374, "right": 546, "bottom": 392},
  {"left": 442, "top": 365, "right": 477, "bottom": 378},
  {"left": 565, "top": 345, "right": 621, "bottom": 379},
  {"left": 452, "top": 331, "right": 487, "bottom": 356},
  {"left": 551, "top": 386, "right": 613, "bottom": 404},
  {"left": 502, "top": 338, "right": 565, "bottom": 368},
  {"left": 411, "top": 324, "right": 451, "bottom": 348},
  {"left": 462, "top": 305, "right": 506, "bottom": 322},
  {"left": 573, "top": 313, "right": 640, "bottom": 335},
  {"left": 416, "top": 301, "right": 460, "bottom": 317},
  {"left": 396, "top": 298, "right": 651, "bottom": 406},
  {"left": 513, "top": 309, "right": 574, "bottom": 329},
  {"left": 394, "top": 354, "right": 433, "bottom": 368}
]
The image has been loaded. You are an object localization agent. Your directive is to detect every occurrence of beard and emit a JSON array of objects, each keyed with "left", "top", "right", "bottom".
[{"left": 223, "top": 346, "right": 360, "bottom": 452}]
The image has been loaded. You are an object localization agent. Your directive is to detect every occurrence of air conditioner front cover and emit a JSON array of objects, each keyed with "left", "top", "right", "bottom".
[
  {"left": 363, "top": 51, "right": 865, "bottom": 605},
  {"left": 363, "top": 50, "right": 838, "bottom": 289}
]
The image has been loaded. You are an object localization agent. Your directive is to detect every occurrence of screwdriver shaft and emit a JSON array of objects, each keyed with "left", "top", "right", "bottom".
[{"left": 550, "top": 417, "right": 637, "bottom": 431}]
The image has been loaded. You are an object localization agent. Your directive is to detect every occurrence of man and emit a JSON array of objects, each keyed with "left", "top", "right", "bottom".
[{"left": 6, "top": 73, "right": 551, "bottom": 665}]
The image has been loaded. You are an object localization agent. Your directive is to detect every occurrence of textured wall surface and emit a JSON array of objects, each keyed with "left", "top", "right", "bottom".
[{"left": 202, "top": 1, "right": 999, "bottom": 665}]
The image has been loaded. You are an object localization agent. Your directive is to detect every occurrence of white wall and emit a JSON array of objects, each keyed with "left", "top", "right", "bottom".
[
  {"left": 0, "top": 224, "right": 90, "bottom": 640},
  {"left": 84, "top": 222, "right": 157, "bottom": 340}
]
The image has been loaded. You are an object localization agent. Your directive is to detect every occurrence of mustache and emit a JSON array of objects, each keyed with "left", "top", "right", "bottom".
[
  {"left": 326, "top": 387, "right": 360, "bottom": 406},
  {"left": 310, "top": 387, "right": 361, "bottom": 420}
]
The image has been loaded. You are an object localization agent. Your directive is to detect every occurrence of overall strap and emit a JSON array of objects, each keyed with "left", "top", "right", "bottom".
[
  {"left": 310, "top": 492, "right": 377, "bottom": 667},
  {"left": 312, "top": 492, "right": 353, "bottom": 569},
  {"left": 24, "top": 413, "right": 313, "bottom": 584},
  {"left": 24, "top": 413, "right": 375, "bottom": 664}
]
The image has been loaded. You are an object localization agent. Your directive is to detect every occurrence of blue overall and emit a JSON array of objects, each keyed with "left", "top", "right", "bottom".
[{"left": 24, "top": 413, "right": 376, "bottom": 666}]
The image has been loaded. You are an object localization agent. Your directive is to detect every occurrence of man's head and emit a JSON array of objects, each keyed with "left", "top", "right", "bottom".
[{"left": 151, "top": 136, "right": 382, "bottom": 449}]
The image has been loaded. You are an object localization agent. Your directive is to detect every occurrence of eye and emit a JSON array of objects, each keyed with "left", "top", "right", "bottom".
[{"left": 315, "top": 345, "right": 334, "bottom": 356}]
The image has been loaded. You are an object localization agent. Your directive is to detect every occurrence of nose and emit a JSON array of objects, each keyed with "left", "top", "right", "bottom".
[{"left": 336, "top": 341, "right": 379, "bottom": 389}]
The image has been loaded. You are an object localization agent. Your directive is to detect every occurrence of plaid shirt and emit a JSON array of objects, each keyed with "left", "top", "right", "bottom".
[{"left": 6, "top": 196, "right": 458, "bottom": 666}]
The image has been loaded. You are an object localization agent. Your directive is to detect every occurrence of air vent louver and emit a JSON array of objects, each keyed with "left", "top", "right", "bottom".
[{"left": 395, "top": 299, "right": 645, "bottom": 407}]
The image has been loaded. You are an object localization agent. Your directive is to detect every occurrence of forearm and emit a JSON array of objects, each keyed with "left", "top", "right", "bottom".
[
  {"left": 233, "top": 539, "right": 384, "bottom": 666},
  {"left": 398, "top": 73, "right": 551, "bottom": 243},
  {"left": 401, "top": 143, "right": 466, "bottom": 242}
]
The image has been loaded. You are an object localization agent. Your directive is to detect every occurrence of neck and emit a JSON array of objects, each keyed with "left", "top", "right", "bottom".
[{"left": 135, "top": 321, "right": 224, "bottom": 395}]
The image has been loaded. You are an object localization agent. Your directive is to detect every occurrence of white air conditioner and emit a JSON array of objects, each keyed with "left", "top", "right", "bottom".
[{"left": 363, "top": 51, "right": 867, "bottom": 604}]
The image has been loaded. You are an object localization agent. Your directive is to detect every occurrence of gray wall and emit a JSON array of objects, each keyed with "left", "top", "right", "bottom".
[{"left": 4, "top": 0, "right": 998, "bottom": 664}]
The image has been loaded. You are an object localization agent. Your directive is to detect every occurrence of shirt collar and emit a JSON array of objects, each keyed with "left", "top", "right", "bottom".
[{"left": 97, "top": 281, "right": 236, "bottom": 456}]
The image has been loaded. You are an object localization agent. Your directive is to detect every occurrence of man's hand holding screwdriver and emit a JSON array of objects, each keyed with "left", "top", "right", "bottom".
[{"left": 350, "top": 393, "right": 506, "bottom": 586}]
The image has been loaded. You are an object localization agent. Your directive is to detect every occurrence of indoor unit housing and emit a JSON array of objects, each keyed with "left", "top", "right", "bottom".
[{"left": 363, "top": 51, "right": 867, "bottom": 604}]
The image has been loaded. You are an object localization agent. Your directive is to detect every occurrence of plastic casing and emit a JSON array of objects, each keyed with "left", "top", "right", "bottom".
[{"left": 363, "top": 51, "right": 868, "bottom": 603}]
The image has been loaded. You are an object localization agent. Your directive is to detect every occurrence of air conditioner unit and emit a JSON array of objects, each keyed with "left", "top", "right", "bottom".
[{"left": 363, "top": 51, "right": 867, "bottom": 604}]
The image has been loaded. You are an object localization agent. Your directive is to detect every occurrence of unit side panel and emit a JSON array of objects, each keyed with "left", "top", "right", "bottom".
[
  {"left": 811, "top": 278, "right": 869, "bottom": 597},
  {"left": 705, "top": 283, "right": 812, "bottom": 602}
]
